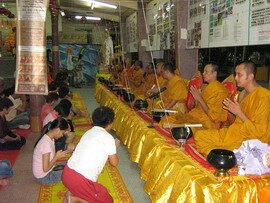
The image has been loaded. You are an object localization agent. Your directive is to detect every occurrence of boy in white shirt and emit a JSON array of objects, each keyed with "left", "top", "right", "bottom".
[{"left": 62, "top": 106, "right": 120, "bottom": 203}]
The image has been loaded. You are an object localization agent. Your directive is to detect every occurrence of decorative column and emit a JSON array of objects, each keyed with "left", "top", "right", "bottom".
[
  {"left": 16, "top": 0, "right": 49, "bottom": 132},
  {"left": 49, "top": 0, "right": 59, "bottom": 78},
  {"left": 137, "top": 1, "right": 151, "bottom": 67},
  {"left": 175, "top": 0, "right": 198, "bottom": 79}
]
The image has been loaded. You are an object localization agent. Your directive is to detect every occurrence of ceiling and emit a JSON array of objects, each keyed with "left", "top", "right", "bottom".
[
  {"left": 59, "top": 0, "right": 138, "bottom": 22},
  {"left": 2, "top": 0, "right": 142, "bottom": 22}
]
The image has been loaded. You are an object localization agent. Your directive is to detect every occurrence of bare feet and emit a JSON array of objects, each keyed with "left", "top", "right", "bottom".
[
  {"left": 0, "top": 178, "right": 10, "bottom": 186},
  {"left": 63, "top": 191, "right": 88, "bottom": 203}
]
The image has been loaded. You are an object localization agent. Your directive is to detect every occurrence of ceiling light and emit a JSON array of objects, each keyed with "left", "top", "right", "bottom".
[
  {"left": 60, "top": 10, "right": 65, "bottom": 16},
  {"left": 75, "top": 15, "right": 82, "bottom": 19},
  {"left": 90, "top": 3, "right": 95, "bottom": 10},
  {"left": 84, "top": 0, "right": 117, "bottom": 9},
  {"left": 86, "top": 16, "right": 101, "bottom": 20}
]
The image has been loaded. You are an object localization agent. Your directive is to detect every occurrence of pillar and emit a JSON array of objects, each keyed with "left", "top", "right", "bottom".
[
  {"left": 30, "top": 95, "right": 44, "bottom": 132},
  {"left": 50, "top": 1, "right": 60, "bottom": 78},
  {"left": 137, "top": 1, "right": 151, "bottom": 67},
  {"left": 175, "top": 0, "right": 198, "bottom": 79}
]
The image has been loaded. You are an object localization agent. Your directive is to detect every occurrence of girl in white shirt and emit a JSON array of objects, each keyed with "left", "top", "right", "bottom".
[{"left": 33, "top": 118, "right": 69, "bottom": 184}]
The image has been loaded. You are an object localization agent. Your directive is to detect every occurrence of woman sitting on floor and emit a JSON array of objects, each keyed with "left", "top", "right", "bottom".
[
  {"left": 0, "top": 98, "right": 26, "bottom": 151},
  {"left": 32, "top": 118, "right": 69, "bottom": 185}
]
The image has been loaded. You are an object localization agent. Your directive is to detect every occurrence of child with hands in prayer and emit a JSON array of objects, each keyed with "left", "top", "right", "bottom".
[{"left": 32, "top": 118, "right": 70, "bottom": 185}]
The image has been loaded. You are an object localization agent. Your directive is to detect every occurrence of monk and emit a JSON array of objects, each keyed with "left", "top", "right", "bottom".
[
  {"left": 129, "top": 60, "right": 145, "bottom": 96},
  {"left": 167, "top": 63, "right": 229, "bottom": 131},
  {"left": 146, "top": 62, "right": 167, "bottom": 96},
  {"left": 140, "top": 62, "right": 156, "bottom": 96},
  {"left": 195, "top": 61, "right": 270, "bottom": 155},
  {"left": 156, "top": 62, "right": 187, "bottom": 115}
]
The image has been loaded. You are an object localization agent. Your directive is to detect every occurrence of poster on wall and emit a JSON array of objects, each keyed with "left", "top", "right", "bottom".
[
  {"left": 126, "top": 12, "right": 138, "bottom": 52},
  {"left": 47, "top": 44, "right": 100, "bottom": 82},
  {"left": 15, "top": 0, "right": 48, "bottom": 95},
  {"left": 249, "top": 0, "right": 270, "bottom": 45},
  {"left": 187, "top": 0, "right": 209, "bottom": 48},
  {"left": 208, "top": 0, "right": 249, "bottom": 47},
  {"left": 145, "top": 0, "right": 176, "bottom": 51},
  {"left": 146, "top": 3, "right": 158, "bottom": 51}
]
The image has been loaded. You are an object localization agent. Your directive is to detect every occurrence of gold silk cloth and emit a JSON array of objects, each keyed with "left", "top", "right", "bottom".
[{"left": 96, "top": 83, "right": 270, "bottom": 203}]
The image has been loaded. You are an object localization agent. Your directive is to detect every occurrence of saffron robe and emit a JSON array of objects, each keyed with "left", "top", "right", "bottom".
[
  {"left": 130, "top": 68, "right": 145, "bottom": 96},
  {"left": 156, "top": 75, "right": 187, "bottom": 115},
  {"left": 173, "top": 81, "right": 229, "bottom": 130},
  {"left": 195, "top": 86, "right": 270, "bottom": 155}
]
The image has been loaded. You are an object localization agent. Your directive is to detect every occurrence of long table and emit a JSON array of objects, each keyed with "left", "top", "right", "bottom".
[{"left": 96, "top": 83, "right": 270, "bottom": 203}]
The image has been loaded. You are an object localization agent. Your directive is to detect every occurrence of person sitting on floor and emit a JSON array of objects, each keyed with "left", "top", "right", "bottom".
[
  {"left": 157, "top": 63, "right": 188, "bottom": 124},
  {"left": 195, "top": 61, "right": 270, "bottom": 155},
  {"left": 0, "top": 160, "right": 13, "bottom": 186},
  {"left": 56, "top": 85, "right": 89, "bottom": 117},
  {"left": 0, "top": 98, "right": 26, "bottom": 151},
  {"left": 40, "top": 92, "right": 59, "bottom": 123},
  {"left": 3, "top": 86, "right": 30, "bottom": 129},
  {"left": 129, "top": 60, "right": 145, "bottom": 96},
  {"left": 33, "top": 118, "right": 69, "bottom": 185},
  {"left": 164, "top": 62, "right": 229, "bottom": 132},
  {"left": 62, "top": 106, "right": 120, "bottom": 203},
  {"left": 43, "top": 103, "right": 75, "bottom": 152},
  {"left": 146, "top": 62, "right": 166, "bottom": 97},
  {"left": 43, "top": 104, "right": 65, "bottom": 127}
]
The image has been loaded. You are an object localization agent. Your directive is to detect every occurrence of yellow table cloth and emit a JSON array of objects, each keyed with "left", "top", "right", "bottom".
[{"left": 96, "top": 83, "right": 270, "bottom": 203}]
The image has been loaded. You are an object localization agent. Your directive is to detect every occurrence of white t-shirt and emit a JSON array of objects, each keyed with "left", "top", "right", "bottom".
[
  {"left": 67, "top": 126, "right": 116, "bottom": 182},
  {"left": 33, "top": 134, "right": 55, "bottom": 178}
]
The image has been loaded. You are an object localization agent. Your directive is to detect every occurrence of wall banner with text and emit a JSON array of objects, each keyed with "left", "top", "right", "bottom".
[{"left": 15, "top": 0, "right": 48, "bottom": 95}]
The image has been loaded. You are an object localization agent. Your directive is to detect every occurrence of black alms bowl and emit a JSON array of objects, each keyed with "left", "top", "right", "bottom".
[
  {"left": 123, "top": 92, "right": 135, "bottom": 102},
  {"left": 116, "top": 88, "right": 127, "bottom": 96},
  {"left": 152, "top": 111, "right": 167, "bottom": 122},
  {"left": 134, "top": 99, "right": 148, "bottom": 110},
  {"left": 171, "top": 127, "right": 193, "bottom": 141},
  {"left": 207, "top": 149, "right": 236, "bottom": 170},
  {"left": 98, "top": 77, "right": 105, "bottom": 83}
]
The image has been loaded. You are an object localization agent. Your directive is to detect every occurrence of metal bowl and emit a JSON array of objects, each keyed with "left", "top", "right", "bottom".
[
  {"left": 171, "top": 127, "right": 193, "bottom": 141},
  {"left": 116, "top": 88, "right": 127, "bottom": 96},
  {"left": 134, "top": 99, "right": 148, "bottom": 110},
  {"left": 123, "top": 92, "right": 135, "bottom": 102},
  {"left": 207, "top": 149, "right": 237, "bottom": 177},
  {"left": 152, "top": 111, "right": 167, "bottom": 122}
]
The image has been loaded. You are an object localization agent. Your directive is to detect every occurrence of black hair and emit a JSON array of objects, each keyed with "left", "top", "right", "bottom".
[
  {"left": 48, "top": 81, "right": 58, "bottom": 92},
  {"left": 0, "top": 98, "right": 14, "bottom": 111},
  {"left": 58, "top": 86, "right": 70, "bottom": 99},
  {"left": 163, "top": 62, "right": 175, "bottom": 73},
  {"left": 54, "top": 104, "right": 69, "bottom": 117},
  {"left": 35, "top": 117, "right": 68, "bottom": 147},
  {"left": 55, "top": 72, "right": 68, "bottom": 82},
  {"left": 59, "top": 99, "right": 72, "bottom": 110},
  {"left": 45, "top": 92, "right": 59, "bottom": 103},
  {"left": 92, "top": 106, "right": 115, "bottom": 128},
  {"left": 3, "top": 86, "right": 15, "bottom": 97}
]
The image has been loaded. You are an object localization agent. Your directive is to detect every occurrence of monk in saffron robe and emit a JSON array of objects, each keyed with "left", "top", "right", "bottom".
[
  {"left": 156, "top": 62, "right": 187, "bottom": 115},
  {"left": 195, "top": 61, "right": 270, "bottom": 155},
  {"left": 146, "top": 62, "right": 167, "bottom": 96},
  {"left": 164, "top": 63, "right": 229, "bottom": 131},
  {"left": 140, "top": 63, "right": 156, "bottom": 96},
  {"left": 129, "top": 60, "right": 145, "bottom": 96}
]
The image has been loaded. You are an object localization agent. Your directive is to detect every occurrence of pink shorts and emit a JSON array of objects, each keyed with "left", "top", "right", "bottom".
[{"left": 62, "top": 165, "right": 113, "bottom": 203}]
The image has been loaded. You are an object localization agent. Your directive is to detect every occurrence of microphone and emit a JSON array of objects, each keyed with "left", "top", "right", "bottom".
[{"left": 147, "top": 87, "right": 167, "bottom": 99}]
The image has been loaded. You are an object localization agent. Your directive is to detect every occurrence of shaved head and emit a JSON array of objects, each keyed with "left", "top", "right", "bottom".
[{"left": 240, "top": 61, "right": 257, "bottom": 78}]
